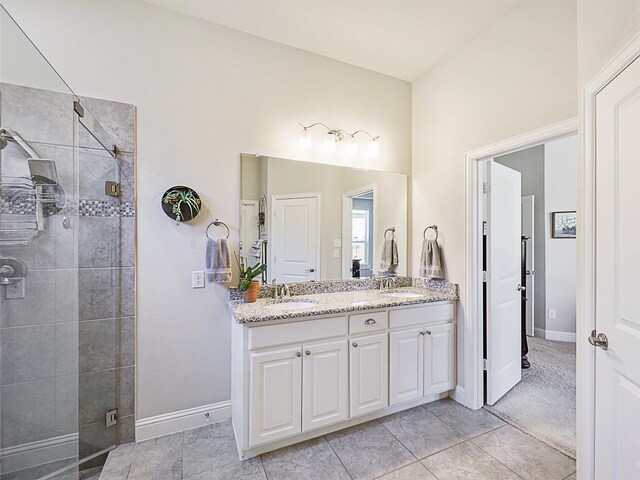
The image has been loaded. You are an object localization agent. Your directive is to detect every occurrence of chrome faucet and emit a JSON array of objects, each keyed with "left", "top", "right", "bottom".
[
  {"left": 282, "top": 284, "right": 291, "bottom": 298},
  {"left": 271, "top": 279, "right": 280, "bottom": 299}
]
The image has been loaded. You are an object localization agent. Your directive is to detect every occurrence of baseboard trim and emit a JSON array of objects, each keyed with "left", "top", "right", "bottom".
[
  {"left": 450, "top": 385, "right": 470, "bottom": 408},
  {"left": 135, "top": 401, "right": 231, "bottom": 442},
  {"left": 534, "top": 328, "right": 576, "bottom": 343},
  {"left": 0, "top": 433, "right": 78, "bottom": 474}
]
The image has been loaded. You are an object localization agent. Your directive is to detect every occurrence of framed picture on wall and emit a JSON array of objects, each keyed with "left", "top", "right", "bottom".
[{"left": 552, "top": 211, "right": 576, "bottom": 238}]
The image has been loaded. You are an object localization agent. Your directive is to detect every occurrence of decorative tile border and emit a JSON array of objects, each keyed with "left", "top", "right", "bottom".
[
  {"left": 1, "top": 198, "right": 135, "bottom": 218},
  {"left": 79, "top": 199, "right": 135, "bottom": 218}
]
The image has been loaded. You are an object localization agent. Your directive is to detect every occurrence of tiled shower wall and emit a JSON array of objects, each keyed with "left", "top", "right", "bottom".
[
  {"left": 76, "top": 94, "right": 136, "bottom": 453},
  {"left": 0, "top": 84, "right": 136, "bottom": 470}
]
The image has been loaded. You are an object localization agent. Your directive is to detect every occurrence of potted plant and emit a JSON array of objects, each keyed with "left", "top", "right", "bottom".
[
  {"left": 161, "top": 186, "right": 201, "bottom": 224},
  {"left": 236, "top": 255, "right": 266, "bottom": 303}
]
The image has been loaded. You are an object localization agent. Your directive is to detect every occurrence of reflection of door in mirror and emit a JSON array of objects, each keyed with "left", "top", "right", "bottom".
[
  {"left": 240, "top": 200, "right": 261, "bottom": 271},
  {"left": 342, "top": 186, "right": 376, "bottom": 279},
  {"left": 271, "top": 194, "right": 320, "bottom": 282},
  {"left": 352, "top": 191, "right": 374, "bottom": 278}
]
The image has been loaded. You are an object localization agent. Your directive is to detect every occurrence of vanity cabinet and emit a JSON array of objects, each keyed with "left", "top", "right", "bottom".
[
  {"left": 389, "top": 323, "right": 455, "bottom": 405},
  {"left": 349, "top": 333, "right": 388, "bottom": 417},
  {"left": 232, "top": 300, "right": 456, "bottom": 459},
  {"left": 302, "top": 339, "right": 349, "bottom": 431},
  {"left": 249, "top": 346, "right": 302, "bottom": 447}
]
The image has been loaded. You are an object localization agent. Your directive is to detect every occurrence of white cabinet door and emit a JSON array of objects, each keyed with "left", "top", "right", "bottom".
[
  {"left": 350, "top": 333, "right": 388, "bottom": 417},
  {"left": 249, "top": 346, "right": 302, "bottom": 447},
  {"left": 302, "top": 339, "right": 349, "bottom": 432},
  {"left": 389, "top": 327, "right": 424, "bottom": 405},
  {"left": 424, "top": 323, "right": 455, "bottom": 396}
]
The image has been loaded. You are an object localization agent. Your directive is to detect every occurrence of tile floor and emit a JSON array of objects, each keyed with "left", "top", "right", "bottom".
[{"left": 99, "top": 399, "right": 576, "bottom": 480}]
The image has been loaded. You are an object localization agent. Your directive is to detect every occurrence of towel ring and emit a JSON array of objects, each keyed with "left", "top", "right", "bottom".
[
  {"left": 206, "top": 219, "right": 230, "bottom": 239},
  {"left": 423, "top": 225, "right": 438, "bottom": 241},
  {"left": 384, "top": 227, "right": 396, "bottom": 240}
]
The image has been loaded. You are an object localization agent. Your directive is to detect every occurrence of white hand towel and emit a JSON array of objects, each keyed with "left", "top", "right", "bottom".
[
  {"left": 205, "top": 238, "right": 232, "bottom": 283},
  {"left": 380, "top": 239, "right": 399, "bottom": 273},
  {"left": 420, "top": 239, "right": 443, "bottom": 279}
]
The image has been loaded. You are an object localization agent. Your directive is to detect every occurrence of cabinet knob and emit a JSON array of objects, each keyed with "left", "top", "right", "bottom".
[
  {"left": 296, "top": 351, "right": 302, "bottom": 357},
  {"left": 426, "top": 331, "right": 432, "bottom": 335},
  {"left": 364, "top": 318, "right": 376, "bottom": 325},
  {"left": 419, "top": 331, "right": 425, "bottom": 335},
  {"left": 305, "top": 350, "right": 311, "bottom": 356},
  {"left": 352, "top": 342, "right": 358, "bottom": 348}
]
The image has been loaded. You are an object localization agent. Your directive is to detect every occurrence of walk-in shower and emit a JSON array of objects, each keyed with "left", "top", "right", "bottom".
[{"left": 0, "top": 5, "right": 136, "bottom": 480}]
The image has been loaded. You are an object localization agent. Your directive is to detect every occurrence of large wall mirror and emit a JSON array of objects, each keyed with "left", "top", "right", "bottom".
[{"left": 240, "top": 154, "right": 408, "bottom": 283}]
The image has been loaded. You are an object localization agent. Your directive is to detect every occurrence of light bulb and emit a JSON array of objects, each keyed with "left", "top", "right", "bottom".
[
  {"left": 323, "top": 132, "right": 336, "bottom": 153},
  {"left": 346, "top": 135, "right": 358, "bottom": 156},
  {"left": 299, "top": 128, "right": 312, "bottom": 150},
  {"left": 368, "top": 138, "right": 379, "bottom": 158}
]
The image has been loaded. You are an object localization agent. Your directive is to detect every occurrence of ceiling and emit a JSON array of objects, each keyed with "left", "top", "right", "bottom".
[{"left": 143, "top": 0, "right": 523, "bottom": 81}]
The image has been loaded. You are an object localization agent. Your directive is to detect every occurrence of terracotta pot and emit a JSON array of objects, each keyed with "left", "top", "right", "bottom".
[{"left": 243, "top": 280, "right": 260, "bottom": 303}]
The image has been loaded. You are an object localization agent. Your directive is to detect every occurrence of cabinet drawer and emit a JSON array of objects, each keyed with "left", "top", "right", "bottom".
[
  {"left": 249, "top": 316, "right": 347, "bottom": 350},
  {"left": 349, "top": 311, "right": 388, "bottom": 335},
  {"left": 389, "top": 303, "right": 454, "bottom": 330}
]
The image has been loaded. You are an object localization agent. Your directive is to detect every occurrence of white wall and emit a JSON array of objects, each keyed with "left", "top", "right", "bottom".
[
  {"left": 544, "top": 135, "right": 578, "bottom": 337},
  {"left": 1, "top": 0, "right": 412, "bottom": 422},
  {"left": 412, "top": 0, "right": 577, "bottom": 396},
  {"left": 495, "top": 145, "right": 546, "bottom": 332}
]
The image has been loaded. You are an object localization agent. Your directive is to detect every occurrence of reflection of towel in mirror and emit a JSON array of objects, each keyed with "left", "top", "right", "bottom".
[
  {"left": 420, "top": 239, "right": 443, "bottom": 279},
  {"left": 380, "top": 239, "right": 399, "bottom": 273},
  {"left": 205, "top": 238, "right": 232, "bottom": 283}
]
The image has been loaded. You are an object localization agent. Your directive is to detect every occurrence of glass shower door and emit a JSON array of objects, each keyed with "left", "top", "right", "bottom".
[{"left": 0, "top": 6, "right": 120, "bottom": 480}]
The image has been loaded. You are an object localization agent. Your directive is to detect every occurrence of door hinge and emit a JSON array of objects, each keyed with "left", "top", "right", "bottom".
[
  {"left": 105, "top": 181, "right": 121, "bottom": 197},
  {"left": 483, "top": 359, "right": 488, "bottom": 371},
  {"left": 483, "top": 182, "right": 490, "bottom": 194},
  {"left": 105, "top": 409, "right": 118, "bottom": 427},
  {"left": 482, "top": 221, "right": 488, "bottom": 236},
  {"left": 73, "top": 100, "right": 85, "bottom": 118},
  {"left": 482, "top": 271, "right": 488, "bottom": 282}
]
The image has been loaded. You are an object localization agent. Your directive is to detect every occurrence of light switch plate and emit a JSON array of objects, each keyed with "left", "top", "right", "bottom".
[
  {"left": 333, "top": 248, "right": 340, "bottom": 258},
  {"left": 334, "top": 239, "right": 342, "bottom": 248},
  {"left": 192, "top": 271, "right": 205, "bottom": 288},
  {"left": 548, "top": 309, "right": 556, "bottom": 319}
]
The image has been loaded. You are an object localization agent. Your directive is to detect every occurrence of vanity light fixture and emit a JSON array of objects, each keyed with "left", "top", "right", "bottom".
[{"left": 298, "top": 122, "right": 380, "bottom": 157}]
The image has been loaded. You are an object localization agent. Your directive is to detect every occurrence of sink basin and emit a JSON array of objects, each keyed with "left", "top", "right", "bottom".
[
  {"left": 264, "top": 300, "right": 319, "bottom": 312},
  {"left": 383, "top": 290, "right": 426, "bottom": 299}
]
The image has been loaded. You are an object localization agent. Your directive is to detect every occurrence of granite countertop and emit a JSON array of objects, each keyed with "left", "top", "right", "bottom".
[{"left": 228, "top": 286, "right": 458, "bottom": 324}]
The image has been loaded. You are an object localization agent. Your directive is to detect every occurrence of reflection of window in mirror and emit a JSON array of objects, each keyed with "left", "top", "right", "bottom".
[{"left": 352, "top": 191, "right": 374, "bottom": 278}]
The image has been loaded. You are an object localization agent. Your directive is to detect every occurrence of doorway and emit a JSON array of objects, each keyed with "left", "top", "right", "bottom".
[
  {"left": 270, "top": 194, "right": 321, "bottom": 282},
  {"left": 480, "top": 135, "right": 578, "bottom": 458}
]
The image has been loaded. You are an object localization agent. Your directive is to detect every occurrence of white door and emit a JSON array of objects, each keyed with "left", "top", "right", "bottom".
[
  {"left": 350, "top": 333, "right": 388, "bottom": 417},
  {"left": 249, "top": 346, "right": 302, "bottom": 447},
  {"left": 594, "top": 55, "right": 640, "bottom": 479},
  {"left": 424, "top": 323, "right": 455, "bottom": 396},
  {"left": 521, "top": 195, "right": 535, "bottom": 337},
  {"left": 486, "top": 161, "right": 522, "bottom": 405},
  {"left": 272, "top": 196, "right": 319, "bottom": 282},
  {"left": 302, "top": 339, "right": 349, "bottom": 432},
  {"left": 389, "top": 327, "right": 424, "bottom": 405}
]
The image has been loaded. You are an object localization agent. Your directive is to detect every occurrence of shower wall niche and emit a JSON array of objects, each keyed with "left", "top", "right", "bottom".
[{"left": 0, "top": 7, "right": 136, "bottom": 479}]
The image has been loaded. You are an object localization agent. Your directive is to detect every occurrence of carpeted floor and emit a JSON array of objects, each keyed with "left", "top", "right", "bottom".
[{"left": 484, "top": 336, "right": 576, "bottom": 459}]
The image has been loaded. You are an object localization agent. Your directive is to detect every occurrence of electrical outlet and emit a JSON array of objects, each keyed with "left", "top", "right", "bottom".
[
  {"left": 192, "top": 271, "right": 205, "bottom": 288},
  {"left": 6, "top": 280, "right": 25, "bottom": 299},
  {"left": 333, "top": 248, "right": 340, "bottom": 258},
  {"left": 548, "top": 309, "right": 556, "bottom": 319}
]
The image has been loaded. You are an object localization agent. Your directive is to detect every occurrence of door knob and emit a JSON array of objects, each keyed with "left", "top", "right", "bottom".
[
  {"left": 305, "top": 268, "right": 315, "bottom": 273},
  {"left": 588, "top": 330, "right": 608, "bottom": 350},
  {"left": 305, "top": 350, "right": 311, "bottom": 356},
  {"left": 296, "top": 351, "right": 302, "bottom": 357},
  {"left": 516, "top": 284, "right": 526, "bottom": 291},
  {"left": 352, "top": 342, "right": 358, "bottom": 348}
]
